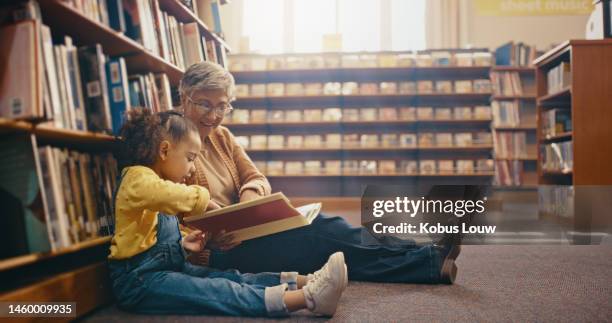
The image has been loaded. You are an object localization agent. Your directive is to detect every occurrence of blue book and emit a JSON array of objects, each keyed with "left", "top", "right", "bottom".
[
  {"left": 105, "top": 58, "right": 131, "bottom": 135},
  {"left": 495, "top": 42, "right": 514, "bottom": 66},
  {"left": 210, "top": 0, "right": 223, "bottom": 34},
  {"left": 106, "top": 0, "right": 126, "bottom": 32}
]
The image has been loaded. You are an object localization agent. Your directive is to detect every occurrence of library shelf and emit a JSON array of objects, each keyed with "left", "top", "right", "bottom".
[
  {"left": 158, "top": 0, "right": 231, "bottom": 51},
  {"left": 224, "top": 119, "right": 493, "bottom": 129},
  {"left": 493, "top": 125, "right": 537, "bottom": 131},
  {"left": 233, "top": 93, "right": 493, "bottom": 107},
  {"left": 0, "top": 236, "right": 111, "bottom": 273},
  {"left": 265, "top": 173, "right": 495, "bottom": 178},
  {"left": 232, "top": 66, "right": 491, "bottom": 83},
  {"left": 540, "top": 131, "right": 572, "bottom": 143},
  {"left": 490, "top": 66, "right": 536, "bottom": 73},
  {"left": 537, "top": 87, "right": 571, "bottom": 106},
  {"left": 491, "top": 95, "right": 536, "bottom": 100},
  {"left": 246, "top": 145, "right": 494, "bottom": 153},
  {"left": 0, "top": 119, "right": 117, "bottom": 146},
  {"left": 495, "top": 156, "right": 538, "bottom": 161},
  {"left": 541, "top": 170, "right": 573, "bottom": 176},
  {"left": 38, "top": 0, "right": 185, "bottom": 85}
]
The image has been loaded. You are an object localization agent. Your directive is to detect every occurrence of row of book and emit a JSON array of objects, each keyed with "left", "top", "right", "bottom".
[
  {"left": 538, "top": 185, "right": 574, "bottom": 218},
  {"left": 541, "top": 141, "right": 573, "bottom": 173},
  {"left": 62, "top": 0, "right": 226, "bottom": 68},
  {"left": 547, "top": 62, "right": 571, "bottom": 95},
  {"left": 495, "top": 160, "right": 525, "bottom": 186},
  {"left": 0, "top": 135, "right": 117, "bottom": 258},
  {"left": 541, "top": 109, "right": 572, "bottom": 137},
  {"left": 228, "top": 106, "right": 492, "bottom": 124},
  {"left": 236, "top": 132, "right": 493, "bottom": 150},
  {"left": 494, "top": 42, "right": 538, "bottom": 67},
  {"left": 491, "top": 72, "right": 525, "bottom": 96},
  {"left": 491, "top": 101, "right": 536, "bottom": 127},
  {"left": 229, "top": 51, "right": 494, "bottom": 71},
  {"left": 235, "top": 80, "right": 493, "bottom": 97},
  {"left": 493, "top": 132, "right": 530, "bottom": 159},
  {"left": 0, "top": 16, "right": 172, "bottom": 135},
  {"left": 253, "top": 159, "right": 495, "bottom": 176}
]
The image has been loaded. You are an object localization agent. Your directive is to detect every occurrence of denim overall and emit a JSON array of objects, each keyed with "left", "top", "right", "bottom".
[{"left": 107, "top": 179, "right": 297, "bottom": 316}]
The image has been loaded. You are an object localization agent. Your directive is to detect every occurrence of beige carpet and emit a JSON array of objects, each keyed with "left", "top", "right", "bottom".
[{"left": 81, "top": 245, "right": 612, "bottom": 322}]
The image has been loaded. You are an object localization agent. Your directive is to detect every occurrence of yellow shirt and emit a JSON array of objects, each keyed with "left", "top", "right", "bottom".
[{"left": 109, "top": 166, "right": 210, "bottom": 260}]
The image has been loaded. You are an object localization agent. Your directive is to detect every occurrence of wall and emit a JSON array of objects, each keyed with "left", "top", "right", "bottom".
[
  {"left": 464, "top": 1, "right": 590, "bottom": 51},
  {"left": 219, "top": 0, "right": 592, "bottom": 54}
]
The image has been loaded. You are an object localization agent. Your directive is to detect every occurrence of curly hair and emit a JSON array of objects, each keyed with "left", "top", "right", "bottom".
[{"left": 118, "top": 108, "right": 199, "bottom": 167}]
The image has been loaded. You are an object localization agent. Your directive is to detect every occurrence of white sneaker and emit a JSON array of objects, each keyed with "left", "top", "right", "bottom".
[
  {"left": 303, "top": 252, "right": 347, "bottom": 316},
  {"left": 307, "top": 254, "right": 348, "bottom": 291}
]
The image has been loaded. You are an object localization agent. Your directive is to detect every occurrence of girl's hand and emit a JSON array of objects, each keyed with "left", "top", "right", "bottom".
[{"left": 182, "top": 230, "right": 206, "bottom": 253}]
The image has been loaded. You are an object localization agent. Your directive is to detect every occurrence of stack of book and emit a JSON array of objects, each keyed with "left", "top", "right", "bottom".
[
  {"left": 228, "top": 106, "right": 491, "bottom": 124},
  {"left": 0, "top": 5, "right": 175, "bottom": 135},
  {"left": 236, "top": 132, "right": 491, "bottom": 150},
  {"left": 63, "top": 0, "right": 227, "bottom": 68},
  {"left": 235, "top": 80, "right": 491, "bottom": 98},
  {"left": 492, "top": 101, "right": 521, "bottom": 127},
  {"left": 495, "top": 160, "right": 522, "bottom": 186},
  {"left": 254, "top": 159, "right": 494, "bottom": 176},
  {"left": 541, "top": 141, "right": 573, "bottom": 173},
  {"left": 0, "top": 134, "right": 117, "bottom": 258},
  {"left": 493, "top": 132, "right": 528, "bottom": 159},
  {"left": 229, "top": 51, "right": 493, "bottom": 71},
  {"left": 494, "top": 42, "right": 538, "bottom": 66},
  {"left": 538, "top": 185, "right": 574, "bottom": 218},
  {"left": 491, "top": 72, "right": 523, "bottom": 96},
  {"left": 542, "top": 109, "right": 572, "bottom": 137},
  {"left": 546, "top": 62, "right": 571, "bottom": 94}
]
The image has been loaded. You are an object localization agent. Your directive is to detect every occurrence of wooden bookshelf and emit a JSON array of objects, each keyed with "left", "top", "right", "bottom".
[
  {"left": 233, "top": 93, "right": 492, "bottom": 108},
  {"left": 541, "top": 131, "right": 572, "bottom": 142},
  {"left": 490, "top": 66, "right": 538, "bottom": 188},
  {"left": 266, "top": 173, "right": 495, "bottom": 178},
  {"left": 232, "top": 66, "right": 491, "bottom": 83},
  {"left": 38, "top": 0, "right": 184, "bottom": 84},
  {"left": 0, "top": 0, "right": 229, "bottom": 318},
  {"left": 0, "top": 236, "right": 111, "bottom": 272},
  {"left": 230, "top": 50, "right": 495, "bottom": 197},
  {"left": 246, "top": 145, "right": 494, "bottom": 153},
  {"left": 226, "top": 119, "right": 492, "bottom": 128},
  {"left": 534, "top": 39, "right": 612, "bottom": 233},
  {"left": 158, "top": 0, "right": 231, "bottom": 50}
]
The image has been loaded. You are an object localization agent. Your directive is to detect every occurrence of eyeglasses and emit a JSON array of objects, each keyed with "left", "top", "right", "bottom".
[{"left": 185, "top": 95, "right": 234, "bottom": 117}]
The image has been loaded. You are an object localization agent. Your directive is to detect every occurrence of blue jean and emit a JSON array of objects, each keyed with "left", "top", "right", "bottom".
[
  {"left": 108, "top": 213, "right": 298, "bottom": 317},
  {"left": 211, "top": 213, "right": 443, "bottom": 283}
]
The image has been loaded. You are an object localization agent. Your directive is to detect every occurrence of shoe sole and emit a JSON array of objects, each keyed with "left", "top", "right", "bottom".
[{"left": 440, "top": 245, "right": 461, "bottom": 284}]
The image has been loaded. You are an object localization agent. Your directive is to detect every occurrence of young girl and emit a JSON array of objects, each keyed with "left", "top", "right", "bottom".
[{"left": 108, "top": 108, "right": 348, "bottom": 317}]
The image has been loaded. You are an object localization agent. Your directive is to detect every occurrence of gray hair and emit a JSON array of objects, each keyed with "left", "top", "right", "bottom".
[{"left": 179, "top": 62, "right": 235, "bottom": 100}]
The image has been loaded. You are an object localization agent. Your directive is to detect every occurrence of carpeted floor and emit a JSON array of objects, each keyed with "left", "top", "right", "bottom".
[{"left": 81, "top": 245, "right": 612, "bottom": 322}]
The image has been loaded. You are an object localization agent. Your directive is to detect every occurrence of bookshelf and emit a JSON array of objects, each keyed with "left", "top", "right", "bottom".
[
  {"left": 534, "top": 39, "right": 612, "bottom": 234},
  {"left": 490, "top": 66, "right": 538, "bottom": 188},
  {"left": 0, "top": 0, "right": 230, "bottom": 319},
  {"left": 228, "top": 50, "right": 495, "bottom": 197}
]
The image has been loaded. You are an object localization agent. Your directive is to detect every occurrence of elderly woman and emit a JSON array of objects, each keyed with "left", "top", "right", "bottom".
[{"left": 181, "top": 62, "right": 461, "bottom": 284}]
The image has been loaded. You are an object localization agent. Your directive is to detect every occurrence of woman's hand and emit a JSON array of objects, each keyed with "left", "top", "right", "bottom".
[
  {"left": 208, "top": 230, "right": 241, "bottom": 251},
  {"left": 240, "top": 189, "right": 261, "bottom": 203},
  {"left": 207, "top": 200, "right": 222, "bottom": 211},
  {"left": 182, "top": 230, "right": 206, "bottom": 253}
]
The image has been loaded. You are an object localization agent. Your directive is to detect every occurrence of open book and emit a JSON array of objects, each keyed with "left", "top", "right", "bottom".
[{"left": 183, "top": 192, "right": 321, "bottom": 242}]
